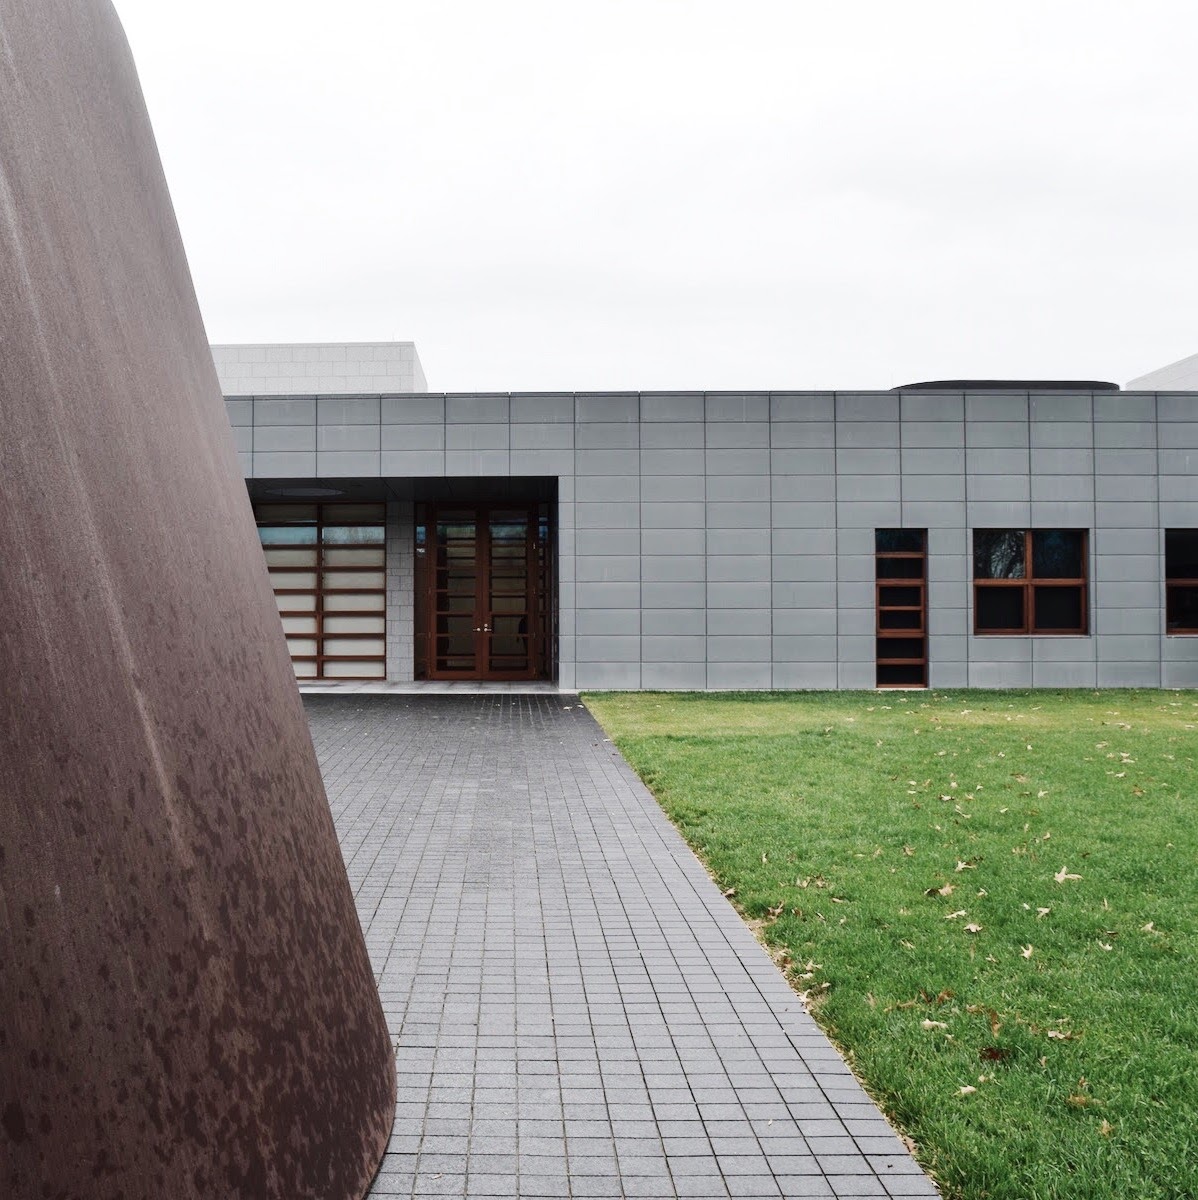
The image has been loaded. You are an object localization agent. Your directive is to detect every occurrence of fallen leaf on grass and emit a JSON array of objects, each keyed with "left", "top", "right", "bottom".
[
  {"left": 1141, "top": 921, "right": 1156, "bottom": 933},
  {"left": 980, "top": 1046, "right": 1010, "bottom": 1062},
  {"left": 945, "top": 909, "right": 968, "bottom": 920},
  {"left": 1047, "top": 1029, "right": 1075, "bottom": 1041},
  {"left": 1100, "top": 1120, "right": 1114, "bottom": 1137},
  {"left": 925, "top": 882, "right": 956, "bottom": 898},
  {"left": 967, "top": 1005, "right": 1003, "bottom": 1036},
  {"left": 958, "top": 1085, "right": 977, "bottom": 1096},
  {"left": 921, "top": 1019, "right": 948, "bottom": 1031},
  {"left": 1037, "top": 907, "right": 1051, "bottom": 918},
  {"left": 1021, "top": 945, "right": 1034, "bottom": 959},
  {"left": 1098, "top": 940, "right": 1113, "bottom": 951},
  {"left": 955, "top": 860, "right": 976, "bottom": 872},
  {"left": 900, "top": 939, "right": 916, "bottom": 950},
  {"left": 723, "top": 887, "right": 736, "bottom": 897},
  {"left": 963, "top": 923, "right": 983, "bottom": 934},
  {"left": 1054, "top": 867, "right": 1082, "bottom": 883},
  {"left": 902, "top": 845, "right": 915, "bottom": 857}
]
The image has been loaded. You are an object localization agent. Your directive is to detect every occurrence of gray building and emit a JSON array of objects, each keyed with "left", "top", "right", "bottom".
[{"left": 219, "top": 344, "right": 1198, "bottom": 691}]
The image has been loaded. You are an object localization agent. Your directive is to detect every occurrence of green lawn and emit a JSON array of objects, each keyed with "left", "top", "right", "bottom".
[{"left": 584, "top": 690, "right": 1198, "bottom": 1200}]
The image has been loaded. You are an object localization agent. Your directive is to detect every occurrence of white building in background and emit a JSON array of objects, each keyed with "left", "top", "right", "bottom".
[
  {"left": 211, "top": 341, "right": 427, "bottom": 396},
  {"left": 1128, "top": 351, "right": 1198, "bottom": 391}
]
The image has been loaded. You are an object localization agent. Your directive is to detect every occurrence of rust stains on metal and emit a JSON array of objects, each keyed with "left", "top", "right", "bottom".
[{"left": 0, "top": 3, "right": 395, "bottom": 1197}]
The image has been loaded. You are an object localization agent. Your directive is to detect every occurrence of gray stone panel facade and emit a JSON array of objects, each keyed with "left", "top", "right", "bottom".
[{"left": 230, "top": 389, "right": 1198, "bottom": 690}]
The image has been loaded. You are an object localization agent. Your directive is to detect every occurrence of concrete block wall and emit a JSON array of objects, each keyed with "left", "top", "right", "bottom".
[{"left": 229, "top": 388, "right": 1198, "bottom": 691}]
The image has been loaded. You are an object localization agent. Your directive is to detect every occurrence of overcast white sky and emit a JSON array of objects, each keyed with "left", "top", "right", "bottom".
[{"left": 114, "top": 1, "right": 1197, "bottom": 392}]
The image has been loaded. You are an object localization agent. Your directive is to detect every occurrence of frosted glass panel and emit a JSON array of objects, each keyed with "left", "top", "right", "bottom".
[
  {"left": 324, "top": 615, "right": 385, "bottom": 635},
  {"left": 271, "top": 570, "right": 316, "bottom": 590},
  {"left": 323, "top": 592, "right": 386, "bottom": 613},
  {"left": 292, "top": 660, "right": 318, "bottom": 678},
  {"left": 275, "top": 592, "right": 316, "bottom": 612},
  {"left": 324, "top": 637, "right": 385, "bottom": 657},
  {"left": 324, "top": 547, "right": 385, "bottom": 567},
  {"left": 281, "top": 616, "right": 318, "bottom": 635},
  {"left": 259, "top": 526, "right": 317, "bottom": 546},
  {"left": 323, "top": 570, "right": 384, "bottom": 591},
  {"left": 323, "top": 660, "right": 386, "bottom": 678},
  {"left": 323, "top": 525, "right": 385, "bottom": 545},
  {"left": 264, "top": 547, "right": 318, "bottom": 567},
  {"left": 286, "top": 637, "right": 318, "bottom": 656}
]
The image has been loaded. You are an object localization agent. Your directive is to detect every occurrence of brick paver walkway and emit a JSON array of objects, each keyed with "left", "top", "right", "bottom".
[{"left": 307, "top": 695, "right": 940, "bottom": 1200}]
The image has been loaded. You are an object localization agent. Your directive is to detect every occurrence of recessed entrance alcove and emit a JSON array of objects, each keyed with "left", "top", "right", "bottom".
[{"left": 250, "top": 477, "right": 558, "bottom": 685}]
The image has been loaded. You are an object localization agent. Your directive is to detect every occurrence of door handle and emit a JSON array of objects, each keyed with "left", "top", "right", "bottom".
[{"left": 472, "top": 624, "right": 492, "bottom": 633}]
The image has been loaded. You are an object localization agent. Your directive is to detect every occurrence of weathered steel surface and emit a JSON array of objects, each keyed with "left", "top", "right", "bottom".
[{"left": 0, "top": 3, "right": 396, "bottom": 1198}]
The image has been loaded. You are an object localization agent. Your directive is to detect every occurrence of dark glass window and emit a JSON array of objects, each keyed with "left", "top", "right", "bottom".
[
  {"left": 974, "top": 530, "right": 1026, "bottom": 579},
  {"left": 1165, "top": 530, "right": 1198, "bottom": 633},
  {"left": 1032, "top": 530, "right": 1084, "bottom": 578},
  {"left": 876, "top": 529, "right": 926, "bottom": 554},
  {"left": 974, "top": 530, "right": 1087, "bottom": 635},
  {"left": 1033, "top": 585, "right": 1084, "bottom": 632},
  {"left": 976, "top": 586, "right": 1024, "bottom": 631}
]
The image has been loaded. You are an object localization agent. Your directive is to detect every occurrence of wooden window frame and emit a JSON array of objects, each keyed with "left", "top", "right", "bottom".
[
  {"left": 875, "top": 529, "right": 928, "bottom": 688},
  {"left": 256, "top": 500, "right": 387, "bottom": 679},
  {"left": 973, "top": 529, "right": 1088, "bottom": 636},
  {"left": 1165, "top": 528, "right": 1198, "bottom": 635}
]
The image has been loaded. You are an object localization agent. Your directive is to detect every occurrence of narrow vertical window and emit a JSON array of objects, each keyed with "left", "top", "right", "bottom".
[{"left": 876, "top": 529, "right": 927, "bottom": 687}]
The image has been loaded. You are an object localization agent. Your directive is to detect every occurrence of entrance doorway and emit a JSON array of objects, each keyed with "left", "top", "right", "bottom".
[{"left": 415, "top": 502, "right": 554, "bottom": 681}]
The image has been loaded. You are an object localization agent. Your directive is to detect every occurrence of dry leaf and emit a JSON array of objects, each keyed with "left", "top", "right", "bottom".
[
  {"left": 963, "top": 923, "right": 983, "bottom": 934},
  {"left": 723, "top": 887, "right": 736, "bottom": 897},
  {"left": 945, "top": 909, "right": 968, "bottom": 920},
  {"left": 1037, "top": 907, "right": 1051, "bottom": 918},
  {"left": 958, "top": 1085, "right": 977, "bottom": 1096},
  {"left": 1098, "top": 941, "right": 1113, "bottom": 951},
  {"left": 1141, "top": 921, "right": 1155, "bottom": 933},
  {"left": 921, "top": 1019, "right": 948, "bottom": 1031},
  {"left": 1021, "top": 945, "right": 1034, "bottom": 959},
  {"left": 1100, "top": 1120, "right": 1113, "bottom": 1137},
  {"left": 955, "top": 861, "right": 976, "bottom": 872},
  {"left": 902, "top": 845, "right": 915, "bottom": 857},
  {"left": 1054, "top": 867, "right": 1082, "bottom": 884},
  {"left": 1047, "top": 1029, "right": 1074, "bottom": 1041}
]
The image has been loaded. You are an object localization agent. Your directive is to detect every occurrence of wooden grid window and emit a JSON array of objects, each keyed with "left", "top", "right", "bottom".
[
  {"left": 1165, "top": 529, "right": 1198, "bottom": 634},
  {"left": 876, "top": 529, "right": 927, "bottom": 687},
  {"left": 973, "top": 529, "right": 1088, "bottom": 635},
  {"left": 254, "top": 502, "right": 387, "bottom": 680}
]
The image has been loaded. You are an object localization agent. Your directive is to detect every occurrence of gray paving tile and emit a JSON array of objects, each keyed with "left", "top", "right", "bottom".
[{"left": 306, "top": 695, "right": 939, "bottom": 1200}]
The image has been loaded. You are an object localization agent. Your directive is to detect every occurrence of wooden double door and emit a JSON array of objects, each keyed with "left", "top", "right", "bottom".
[{"left": 415, "top": 503, "right": 553, "bottom": 681}]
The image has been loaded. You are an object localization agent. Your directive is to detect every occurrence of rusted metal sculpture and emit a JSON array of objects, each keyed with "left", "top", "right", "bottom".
[{"left": 0, "top": 3, "right": 396, "bottom": 1197}]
